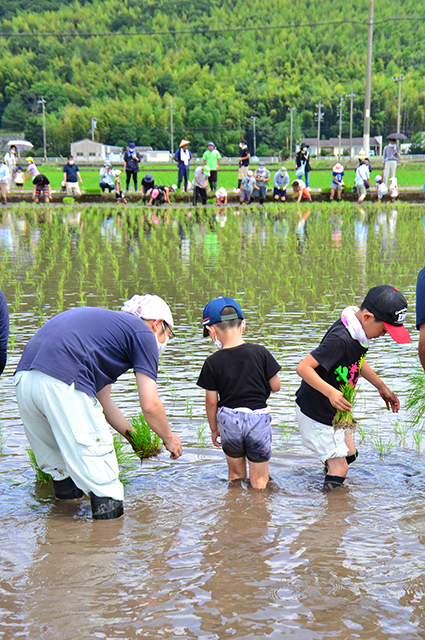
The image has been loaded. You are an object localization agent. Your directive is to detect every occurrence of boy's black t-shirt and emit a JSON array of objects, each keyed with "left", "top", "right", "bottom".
[
  {"left": 295, "top": 319, "right": 368, "bottom": 426},
  {"left": 197, "top": 342, "right": 281, "bottom": 410}
]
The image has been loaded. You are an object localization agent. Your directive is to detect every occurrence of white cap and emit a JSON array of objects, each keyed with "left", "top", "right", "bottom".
[
  {"left": 216, "top": 187, "right": 227, "bottom": 197},
  {"left": 375, "top": 175, "right": 382, "bottom": 182},
  {"left": 121, "top": 294, "right": 174, "bottom": 327}
]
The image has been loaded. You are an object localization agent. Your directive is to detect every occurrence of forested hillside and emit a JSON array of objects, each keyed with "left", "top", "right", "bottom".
[{"left": 0, "top": 0, "right": 424, "bottom": 155}]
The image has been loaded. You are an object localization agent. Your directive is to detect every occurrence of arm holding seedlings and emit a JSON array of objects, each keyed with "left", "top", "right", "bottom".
[
  {"left": 296, "top": 354, "right": 352, "bottom": 411},
  {"left": 360, "top": 360, "right": 400, "bottom": 412},
  {"left": 96, "top": 384, "right": 132, "bottom": 435},
  {"left": 135, "top": 372, "right": 182, "bottom": 458},
  {"left": 205, "top": 389, "right": 220, "bottom": 447}
]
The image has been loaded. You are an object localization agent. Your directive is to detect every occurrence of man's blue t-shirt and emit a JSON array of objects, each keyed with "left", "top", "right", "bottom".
[
  {"left": 15, "top": 307, "right": 158, "bottom": 397},
  {"left": 416, "top": 266, "right": 425, "bottom": 329},
  {"left": 63, "top": 163, "right": 79, "bottom": 182}
]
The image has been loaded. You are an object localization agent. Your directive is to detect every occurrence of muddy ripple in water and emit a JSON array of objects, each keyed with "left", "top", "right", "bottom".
[{"left": 1, "top": 204, "right": 425, "bottom": 639}]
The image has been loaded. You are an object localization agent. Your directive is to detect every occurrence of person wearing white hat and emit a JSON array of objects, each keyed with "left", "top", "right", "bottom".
[
  {"left": 173, "top": 140, "right": 192, "bottom": 192},
  {"left": 14, "top": 295, "right": 182, "bottom": 520},
  {"left": 374, "top": 174, "right": 388, "bottom": 203},
  {"left": 215, "top": 186, "right": 228, "bottom": 206},
  {"left": 330, "top": 163, "right": 345, "bottom": 201}
]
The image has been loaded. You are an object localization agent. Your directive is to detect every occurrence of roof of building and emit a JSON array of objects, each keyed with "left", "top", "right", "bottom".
[{"left": 301, "top": 136, "right": 381, "bottom": 147}]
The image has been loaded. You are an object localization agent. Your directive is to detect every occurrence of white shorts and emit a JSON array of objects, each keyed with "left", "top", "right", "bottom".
[
  {"left": 296, "top": 405, "right": 349, "bottom": 463},
  {"left": 14, "top": 370, "right": 123, "bottom": 500}
]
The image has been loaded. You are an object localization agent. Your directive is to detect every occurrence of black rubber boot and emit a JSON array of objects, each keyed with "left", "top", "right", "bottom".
[
  {"left": 323, "top": 474, "right": 345, "bottom": 492},
  {"left": 53, "top": 476, "right": 84, "bottom": 500},
  {"left": 90, "top": 493, "right": 124, "bottom": 520}
]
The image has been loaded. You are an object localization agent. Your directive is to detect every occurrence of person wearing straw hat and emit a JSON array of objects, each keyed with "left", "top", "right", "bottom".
[
  {"left": 173, "top": 140, "right": 192, "bottom": 192},
  {"left": 330, "top": 162, "right": 345, "bottom": 201},
  {"left": 14, "top": 294, "right": 182, "bottom": 520}
]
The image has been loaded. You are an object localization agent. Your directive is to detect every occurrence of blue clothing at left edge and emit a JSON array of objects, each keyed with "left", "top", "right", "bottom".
[
  {"left": 15, "top": 307, "right": 158, "bottom": 398},
  {"left": 416, "top": 266, "right": 425, "bottom": 329},
  {"left": 0, "top": 290, "right": 9, "bottom": 375}
]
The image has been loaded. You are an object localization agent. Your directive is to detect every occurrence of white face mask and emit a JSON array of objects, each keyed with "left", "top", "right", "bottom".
[
  {"left": 68, "top": 160, "right": 75, "bottom": 165},
  {"left": 210, "top": 328, "right": 222, "bottom": 350},
  {"left": 156, "top": 322, "right": 169, "bottom": 356}
]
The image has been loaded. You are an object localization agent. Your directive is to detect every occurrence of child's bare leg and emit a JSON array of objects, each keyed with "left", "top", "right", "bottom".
[
  {"left": 330, "top": 188, "right": 335, "bottom": 200},
  {"left": 326, "top": 456, "right": 348, "bottom": 478},
  {"left": 225, "top": 454, "right": 246, "bottom": 480},
  {"left": 248, "top": 460, "right": 269, "bottom": 489}
]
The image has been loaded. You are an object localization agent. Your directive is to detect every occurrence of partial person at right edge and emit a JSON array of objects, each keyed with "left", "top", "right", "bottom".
[
  {"left": 416, "top": 266, "right": 425, "bottom": 371},
  {"left": 0, "top": 290, "right": 9, "bottom": 376}
]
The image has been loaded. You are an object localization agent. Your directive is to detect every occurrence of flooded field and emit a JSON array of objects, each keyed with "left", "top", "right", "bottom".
[{"left": 1, "top": 202, "right": 425, "bottom": 639}]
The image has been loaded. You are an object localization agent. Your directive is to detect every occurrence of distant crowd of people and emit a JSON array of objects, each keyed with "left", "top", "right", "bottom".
[{"left": 0, "top": 136, "right": 406, "bottom": 206}]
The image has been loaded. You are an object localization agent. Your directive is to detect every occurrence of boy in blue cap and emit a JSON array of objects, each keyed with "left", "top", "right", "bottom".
[
  {"left": 295, "top": 285, "right": 411, "bottom": 492},
  {"left": 197, "top": 297, "right": 281, "bottom": 489}
]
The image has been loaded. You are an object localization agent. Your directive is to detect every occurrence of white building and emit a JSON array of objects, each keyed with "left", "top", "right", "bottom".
[{"left": 70, "top": 139, "right": 170, "bottom": 163}]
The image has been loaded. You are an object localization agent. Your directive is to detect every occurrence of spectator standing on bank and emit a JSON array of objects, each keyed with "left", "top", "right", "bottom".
[
  {"left": 273, "top": 166, "right": 290, "bottom": 202},
  {"left": 123, "top": 142, "right": 141, "bottom": 192},
  {"left": 203, "top": 142, "right": 221, "bottom": 192},
  {"left": 99, "top": 161, "right": 115, "bottom": 193},
  {"left": 0, "top": 160, "right": 8, "bottom": 204},
  {"left": 237, "top": 140, "right": 250, "bottom": 191},
  {"left": 253, "top": 161, "right": 270, "bottom": 204},
  {"left": 382, "top": 137, "right": 400, "bottom": 187},
  {"left": 63, "top": 156, "right": 83, "bottom": 196},
  {"left": 193, "top": 165, "right": 210, "bottom": 205},
  {"left": 173, "top": 140, "right": 192, "bottom": 192},
  {"left": 295, "top": 144, "right": 311, "bottom": 189},
  {"left": 4, "top": 145, "right": 17, "bottom": 192},
  {"left": 355, "top": 156, "right": 370, "bottom": 204},
  {"left": 14, "top": 165, "right": 24, "bottom": 192},
  {"left": 330, "top": 162, "right": 344, "bottom": 202}
]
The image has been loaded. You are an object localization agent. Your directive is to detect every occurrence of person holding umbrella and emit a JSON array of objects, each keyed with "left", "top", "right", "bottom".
[{"left": 382, "top": 136, "right": 400, "bottom": 187}]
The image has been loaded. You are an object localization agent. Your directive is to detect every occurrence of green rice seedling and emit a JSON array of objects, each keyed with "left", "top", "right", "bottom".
[
  {"left": 0, "top": 424, "right": 7, "bottom": 454},
  {"left": 126, "top": 413, "right": 162, "bottom": 459},
  {"left": 278, "top": 421, "right": 295, "bottom": 444},
  {"left": 186, "top": 399, "right": 193, "bottom": 421},
  {"left": 371, "top": 433, "right": 395, "bottom": 456},
  {"left": 394, "top": 419, "right": 411, "bottom": 444},
  {"left": 413, "top": 430, "right": 424, "bottom": 451},
  {"left": 26, "top": 447, "right": 52, "bottom": 483},
  {"left": 356, "top": 423, "right": 366, "bottom": 443},
  {"left": 196, "top": 422, "right": 208, "bottom": 448},
  {"left": 112, "top": 433, "right": 138, "bottom": 484},
  {"left": 62, "top": 197, "right": 75, "bottom": 204},
  {"left": 406, "top": 367, "right": 425, "bottom": 429}
]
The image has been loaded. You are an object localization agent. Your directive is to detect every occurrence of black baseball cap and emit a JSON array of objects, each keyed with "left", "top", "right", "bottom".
[{"left": 361, "top": 285, "right": 411, "bottom": 343}]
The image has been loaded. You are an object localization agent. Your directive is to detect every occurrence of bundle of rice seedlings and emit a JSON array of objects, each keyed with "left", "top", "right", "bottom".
[
  {"left": 126, "top": 413, "right": 162, "bottom": 459},
  {"left": 26, "top": 447, "right": 52, "bottom": 483},
  {"left": 332, "top": 382, "right": 359, "bottom": 432},
  {"left": 406, "top": 367, "right": 425, "bottom": 429}
]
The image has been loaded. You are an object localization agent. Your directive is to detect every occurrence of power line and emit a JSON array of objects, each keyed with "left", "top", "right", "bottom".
[{"left": 0, "top": 16, "right": 423, "bottom": 39}]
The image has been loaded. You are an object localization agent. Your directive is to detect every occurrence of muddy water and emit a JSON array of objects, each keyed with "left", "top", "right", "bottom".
[{"left": 1, "top": 204, "right": 425, "bottom": 639}]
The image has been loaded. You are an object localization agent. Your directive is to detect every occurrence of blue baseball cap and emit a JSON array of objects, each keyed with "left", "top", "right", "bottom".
[{"left": 202, "top": 297, "right": 244, "bottom": 336}]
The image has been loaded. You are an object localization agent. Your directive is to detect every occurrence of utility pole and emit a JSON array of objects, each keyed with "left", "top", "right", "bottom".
[
  {"left": 251, "top": 116, "right": 257, "bottom": 156},
  {"left": 346, "top": 89, "right": 356, "bottom": 159},
  {"left": 91, "top": 117, "right": 97, "bottom": 141},
  {"left": 338, "top": 95, "right": 344, "bottom": 161},
  {"left": 315, "top": 101, "right": 324, "bottom": 160},
  {"left": 37, "top": 96, "right": 47, "bottom": 161},
  {"left": 392, "top": 71, "right": 404, "bottom": 134},
  {"left": 166, "top": 99, "right": 174, "bottom": 154},
  {"left": 362, "top": 0, "right": 374, "bottom": 156},
  {"left": 288, "top": 107, "right": 295, "bottom": 160}
]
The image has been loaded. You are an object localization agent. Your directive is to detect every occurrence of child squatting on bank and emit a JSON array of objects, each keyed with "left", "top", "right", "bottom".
[
  {"left": 295, "top": 285, "right": 412, "bottom": 492},
  {"left": 197, "top": 297, "right": 281, "bottom": 489}
]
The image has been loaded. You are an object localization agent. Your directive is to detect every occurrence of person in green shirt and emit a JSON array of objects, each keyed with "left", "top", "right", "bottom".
[{"left": 203, "top": 142, "right": 221, "bottom": 192}]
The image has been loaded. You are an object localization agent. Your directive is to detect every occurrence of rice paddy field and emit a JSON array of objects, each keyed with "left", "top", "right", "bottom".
[{"left": 1, "top": 202, "right": 425, "bottom": 639}]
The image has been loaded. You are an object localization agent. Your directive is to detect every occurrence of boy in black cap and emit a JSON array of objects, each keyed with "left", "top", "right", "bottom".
[
  {"left": 197, "top": 297, "right": 281, "bottom": 489},
  {"left": 295, "top": 285, "right": 411, "bottom": 492}
]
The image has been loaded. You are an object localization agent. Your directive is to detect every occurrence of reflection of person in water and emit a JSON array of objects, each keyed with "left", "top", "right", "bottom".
[{"left": 295, "top": 208, "right": 310, "bottom": 253}]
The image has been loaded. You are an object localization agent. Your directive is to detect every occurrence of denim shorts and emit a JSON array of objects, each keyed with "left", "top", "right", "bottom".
[{"left": 216, "top": 407, "right": 272, "bottom": 463}]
